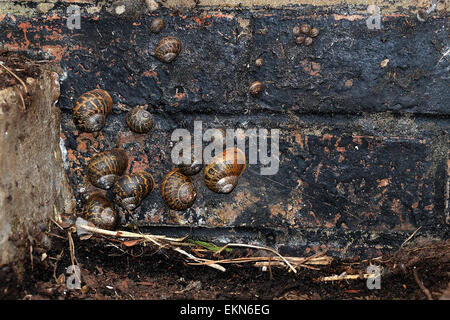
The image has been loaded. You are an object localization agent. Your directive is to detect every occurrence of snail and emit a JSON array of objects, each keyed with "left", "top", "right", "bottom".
[
  {"left": 292, "top": 26, "right": 301, "bottom": 37},
  {"left": 154, "top": 36, "right": 182, "bottom": 63},
  {"left": 300, "top": 24, "right": 311, "bottom": 34},
  {"left": 248, "top": 81, "right": 263, "bottom": 96},
  {"left": 161, "top": 169, "right": 197, "bottom": 211},
  {"left": 73, "top": 89, "right": 113, "bottom": 133},
  {"left": 304, "top": 37, "right": 313, "bottom": 46},
  {"left": 150, "top": 17, "right": 164, "bottom": 34},
  {"left": 87, "top": 149, "right": 128, "bottom": 190},
  {"left": 309, "top": 27, "right": 319, "bottom": 38},
  {"left": 112, "top": 172, "right": 155, "bottom": 211},
  {"left": 126, "top": 106, "right": 154, "bottom": 133},
  {"left": 204, "top": 147, "right": 246, "bottom": 194},
  {"left": 84, "top": 193, "right": 118, "bottom": 230},
  {"left": 178, "top": 160, "right": 203, "bottom": 176},
  {"left": 255, "top": 58, "right": 264, "bottom": 67},
  {"left": 295, "top": 35, "right": 305, "bottom": 45}
]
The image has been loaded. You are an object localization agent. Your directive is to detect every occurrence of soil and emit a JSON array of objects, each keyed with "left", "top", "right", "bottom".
[{"left": 1, "top": 224, "right": 449, "bottom": 300}]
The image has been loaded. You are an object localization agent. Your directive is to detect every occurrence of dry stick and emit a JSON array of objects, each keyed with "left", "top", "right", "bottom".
[
  {"left": 401, "top": 226, "right": 422, "bottom": 247},
  {"left": 173, "top": 247, "right": 226, "bottom": 272},
  {"left": 413, "top": 268, "right": 433, "bottom": 300},
  {"left": 215, "top": 243, "right": 297, "bottom": 273},
  {"left": 52, "top": 249, "right": 64, "bottom": 282},
  {"left": 320, "top": 273, "right": 376, "bottom": 282},
  {"left": 0, "top": 63, "right": 28, "bottom": 94}
]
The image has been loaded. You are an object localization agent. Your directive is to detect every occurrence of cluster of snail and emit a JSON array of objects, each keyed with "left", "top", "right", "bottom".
[{"left": 292, "top": 24, "right": 319, "bottom": 46}]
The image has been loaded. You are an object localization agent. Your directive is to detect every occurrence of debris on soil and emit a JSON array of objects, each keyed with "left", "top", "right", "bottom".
[{"left": 1, "top": 223, "right": 448, "bottom": 300}]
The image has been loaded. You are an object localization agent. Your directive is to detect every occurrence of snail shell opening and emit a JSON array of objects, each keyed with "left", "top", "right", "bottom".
[{"left": 216, "top": 176, "right": 239, "bottom": 194}]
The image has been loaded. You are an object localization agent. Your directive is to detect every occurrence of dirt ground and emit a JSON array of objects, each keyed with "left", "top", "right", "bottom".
[{"left": 1, "top": 223, "right": 449, "bottom": 301}]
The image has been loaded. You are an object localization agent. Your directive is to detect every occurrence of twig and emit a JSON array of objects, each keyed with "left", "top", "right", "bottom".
[
  {"left": 173, "top": 247, "right": 226, "bottom": 272},
  {"left": 320, "top": 273, "right": 376, "bottom": 282},
  {"left": 413, "top": 268, "right": 433, "bottom": 300},
  {"left": 215, "top": 243, "right": 297, "bottom": 273},
  {"left": 401, "top": 226, "right": 422, "bottom": 247},
  {"left": 0, "top": 63, "right": 28, "bottom": 94}
]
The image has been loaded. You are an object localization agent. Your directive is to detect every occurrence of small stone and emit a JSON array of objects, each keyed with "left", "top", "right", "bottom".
[
  {"left": 36, "top": 3, "right": 55, "bottom": 14},
  {"left": 115, "top": 5, "right": 126, "bottom": 15},
  {"left": 380, "top": 58, "right": 389, "bottom": 68}
]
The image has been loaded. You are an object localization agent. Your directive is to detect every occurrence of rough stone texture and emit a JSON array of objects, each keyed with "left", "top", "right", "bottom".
[
  {"left": 0, "top": 67, "right": 74, "bottom": 274},
  {"left": 0, "top": 2, "right": 448, "bottom": 258}
]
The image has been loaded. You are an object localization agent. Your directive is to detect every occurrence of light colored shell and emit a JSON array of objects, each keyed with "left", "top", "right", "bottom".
[
  {"left": 204, "top": 148, "right": 246, "bottom": 194},
  {"left": 248, "top": 81, "right": 263, "bottom": 96}
]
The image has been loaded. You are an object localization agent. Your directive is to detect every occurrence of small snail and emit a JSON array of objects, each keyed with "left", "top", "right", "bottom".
[
  {"left": 204, "top": 147, "right": 246, "bottom": 194},
  {"left": 150, "top": 17, "right": 164, "bottom": 34},
  {"left": 292, "top": 26, "right": 301, "bottom": 37},
  {"left": 73, "top": 89, "right": 113, "bottom": 133},
  {"left": 161, "top": 169, "right": 197, "bottom": 211},
  {"left": 87, "top": 149, "right": 128, "bottom": 190},
  {"left": 112, "top": 172, "right": 155, "bottom": 211},
  {"left": 309, "top": 27, "right": 319, "bottom": 38},
  {"left": 300, "top": 24, "right": 311, "bottom": 34},
  {"left": 178, "top": 160, "right": 203, "bottom": 176},
  {"left": 84, "top": 193, "right": 118, "bottom": 230},
  {"left": 304, "top": 37, "right": 313, "bottom": 46},
  {"left": 154, "top": 36, "right": 182, "bottom": 63},
  {"left": 248, "top": 81, "right": 263, "bottom": 96},
  {"left": 255, "top": 58, "right": 264, "bottom": 67},
  {"left": 295, "top": 35, "right": 305, "bottom": 45},
  {"left": 126, "top": 106, "right": 153, "bottom": 133}
]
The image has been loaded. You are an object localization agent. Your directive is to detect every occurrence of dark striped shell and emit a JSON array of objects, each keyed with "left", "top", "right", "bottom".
[
  {"left": 73, "top": 89, "right": 113, "bottom": 132},
  {"left": 84, "top": 193, "right": 118, "bottom": 230},
  {"left": 112, "top": 172, "right": 155, "bottom": 211},
  {"left": 161, "top": 169, "right": 197, "bottom": 211},
  {"left": 154, "top": 37, "right": 182, "bottom": 63},
  {"left": 204, "top": 148, "right": 246, "bottom": 194},
  {"left": 87, "top": 149, "right": 128, "bottom": 190},
  {"left": 126, "top": 106, "right": 153, "bottom": 133}
]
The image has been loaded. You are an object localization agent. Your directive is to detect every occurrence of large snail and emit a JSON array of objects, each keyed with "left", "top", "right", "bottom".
[
  {"left": 161, "top": 169, "right": 197, "bottom": 211},
  {"left": 154, "top": 36, "right": 182, "bottom": 63},
  {"left": 204, "top": 147, "right": 246, "bottom": 194},
  {"left": 84, "top": 193, "right": 118, "bottom": 230},
  {"left": 112, "top": 172, "right": 155, "bottom": 211},
  {"left": 126, "top": 106, "right": 154, "bottom": 133},
  {"left": 73, "top": 89, "right": 113, "bottom": 133},
  {"left": 87, "top": 149, "right": 128, "bottom": 190}
]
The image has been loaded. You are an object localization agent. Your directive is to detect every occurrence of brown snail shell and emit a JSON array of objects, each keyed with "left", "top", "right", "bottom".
[
  {"left": 255, "top": 58, "right": 264, "bottom": 67},
  {"left": 300, "top": 24, "right": 311, "bottom": 34},
  {"left": 73, "top": 89, "right": 113, "bottom": 133},
  {"left": 304, "top": 37, "right": 313, "bottom": 46},
  {"left": 178, "top": 161, "right": 203, "bottom": 176},
  {"left": 112, "top": 172, "right": 155, "bottom": 211},
  {"left": 126, "top": 106, "right": 153, "bottom": 133},
  {"left": 248, "top": 81, "right": 263, "bottom": 96},
  {"left": 292, "top": 26, "right": 301, "bottom": 37},
  {"left": 161, "top": 169, "right": 197, "bottom": 211},
  {"left": 204, "top": 147, "right": 246, "bottom": 194},
  {"left": 154, "top": 36, "right": 182, "bottom": 63},
  {"left": 309, "top": 27, "right": 319, "bottom": 38},
  {"left": 150, "top": 17, "right": 164, "bottom": 34},
  {"left": 295, "top": 35, "right": 305, "bottom": 45},
  {"left": 87, "top": 149, "right": 128, "bottom": 190},
  {"left": 84, "top": 193, "right": 118, "bottom": 230}
]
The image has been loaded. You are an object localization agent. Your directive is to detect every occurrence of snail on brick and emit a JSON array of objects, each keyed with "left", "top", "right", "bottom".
[
  {"left": 150, "top": 17, "right": 164, "bottom": 34},
  {"left": 126, "top": 106, "right": 154, "bottom": 133},
  {"left": 87, "top": 149, "right": 128, "bottom": 190},
  {"left": 154, "top": 36, "right": 182, "bottom": 63},
  {"left": 112, "top": 172, "right": 155, "bottom": 211},
  {"left": 73, "top": 89, "right": 113, "bottom": 133},
  {"left": 204, "top": 147, "right": 246, "bottom": 194},
  {"left": 248, "top": 81, "right": 263, "bottom": 96},
  {"left": 161, "top": 169, "right": 197, "bottom": 211},
  {"left": 84, "top": 193, "right": 118, "bottom": 230}
]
